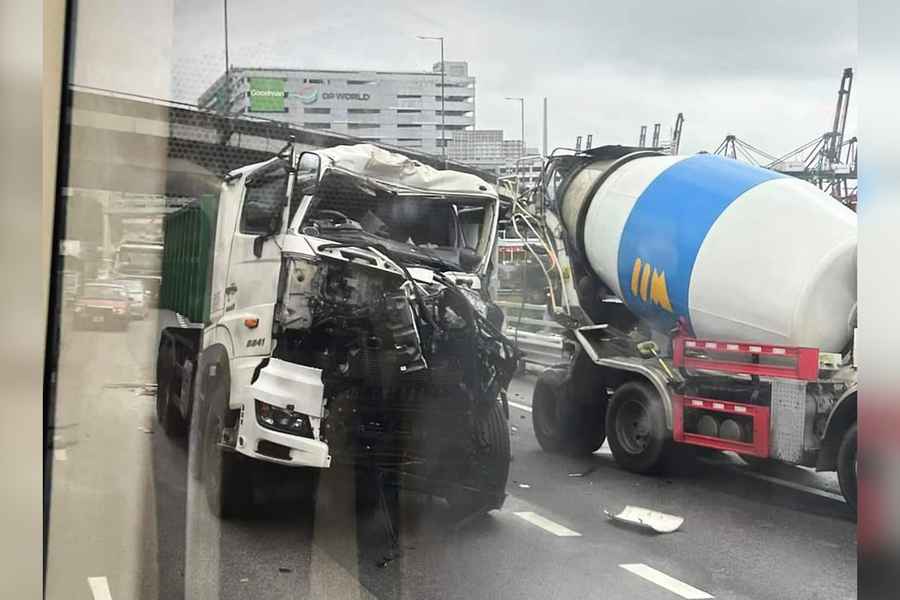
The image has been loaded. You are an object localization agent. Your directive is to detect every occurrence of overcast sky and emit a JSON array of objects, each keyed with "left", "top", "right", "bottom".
[{"left": 72, "top": 0, "right": 857, "bottom": 156}]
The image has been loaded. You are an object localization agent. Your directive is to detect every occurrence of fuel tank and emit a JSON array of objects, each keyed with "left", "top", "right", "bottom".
[{"left": 557, "top": 152, "right": 857, "bottom": 352}]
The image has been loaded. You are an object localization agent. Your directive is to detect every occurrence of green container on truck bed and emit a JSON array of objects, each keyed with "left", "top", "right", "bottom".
[{"left": 159, "top": 194, "right": 219, "bottom": 323}]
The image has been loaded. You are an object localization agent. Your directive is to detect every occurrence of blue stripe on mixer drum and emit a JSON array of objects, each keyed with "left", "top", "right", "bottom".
[{"left": 616, "top": 154, "right": 784, "bottom": 333}]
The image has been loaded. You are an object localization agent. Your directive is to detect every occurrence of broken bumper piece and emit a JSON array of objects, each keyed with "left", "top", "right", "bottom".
[{"left": 237, "top": 359, "right": 332, "bottom": 468}]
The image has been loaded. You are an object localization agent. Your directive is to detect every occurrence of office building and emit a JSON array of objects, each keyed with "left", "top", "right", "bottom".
[{"left": 198, "top": 62, "right": 475, "bottom": 156}]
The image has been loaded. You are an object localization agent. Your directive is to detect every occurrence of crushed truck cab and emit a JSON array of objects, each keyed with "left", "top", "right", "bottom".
[{"left": 156, "top": 144, "right": 518, "bottom": 518}]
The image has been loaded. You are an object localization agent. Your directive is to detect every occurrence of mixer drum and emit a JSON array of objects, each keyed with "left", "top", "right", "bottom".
[{"left": 558, "top": 153, "right": 857, "bottom": 352}]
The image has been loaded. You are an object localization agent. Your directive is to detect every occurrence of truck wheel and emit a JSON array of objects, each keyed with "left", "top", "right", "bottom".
[
  {"left": 837, "top": 423, "right": 857, "bottom": 511},
  {"left": 202, "top": 402, "right": 252, "bottom": 519},
  {"left": 532, "top": 370, "right": 606, "bottom": 457},
  {"left": 187, "top": 383, "right": 205, "bottom": 482},
  {"left": 447, "top": 401, "right": 511, "bottom": 515},
  {"left": 606, "top": 381, "right": 669, "bottom": 474},
  {"left": 156, "top": 339, "right": 186, "bottom": 437}
]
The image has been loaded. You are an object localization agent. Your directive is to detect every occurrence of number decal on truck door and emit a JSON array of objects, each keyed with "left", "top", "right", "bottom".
[{"left": 246, "top": 338, "right": 266, "bottom": 348}]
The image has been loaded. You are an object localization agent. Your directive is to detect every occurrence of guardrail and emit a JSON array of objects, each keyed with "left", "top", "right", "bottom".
[{"left": 497, "top": 300, "right": 565, "bottom": 370}]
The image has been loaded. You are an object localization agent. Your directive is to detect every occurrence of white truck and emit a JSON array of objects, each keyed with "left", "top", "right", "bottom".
[
  {"left": 114, "top": 241, "right": 163, "bottom": 303},
  {"left": 517, "top": 146, "right": 859, "bottom": 509},
  {"left": 155, "top": 144, "right": 518, "bottom": 518}
]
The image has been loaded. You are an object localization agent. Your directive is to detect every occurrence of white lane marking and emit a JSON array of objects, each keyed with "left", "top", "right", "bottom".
[
  {"left": 54, "top": 449, "right": 67, "bottom": 461},
  {"left": 508, "top": 400, "right": 532, "bottom": 413},
  {"left": 620, "top": 564, "right": 713, "bottom": 599},
  {"left": 514, "top": 511, "right": 581, "bottom": 536},
  {"left": 736, "top": 468, "right": 846, "bottom": 503},
  {"left": 87, "top": 576, "right": 113, "bottom": 600}
]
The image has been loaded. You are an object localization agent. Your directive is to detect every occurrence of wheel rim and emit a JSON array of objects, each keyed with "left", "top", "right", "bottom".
[{"left": 615, "top": 395, "right": 651, "bottom": 455}]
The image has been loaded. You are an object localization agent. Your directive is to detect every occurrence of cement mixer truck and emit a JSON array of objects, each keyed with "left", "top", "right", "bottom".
[{"left": 517, "top": 146, "right": 858, "bottom": 509}]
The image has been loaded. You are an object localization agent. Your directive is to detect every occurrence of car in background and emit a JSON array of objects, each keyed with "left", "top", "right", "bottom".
[
  {"left": 72, "top": 282, "right": 131, "bottom": 330},
  {"left": 115, "top": 278, "right": 150, "bottom": 320}
]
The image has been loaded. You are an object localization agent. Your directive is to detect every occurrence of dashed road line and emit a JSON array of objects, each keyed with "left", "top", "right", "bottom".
[
  {"left": 733, "top": 468, "right": 846, "bottom": 503},
  {"left": 508, "top": 400, "right": 532, "bottom": 413},
  {"left": 620, "top": 564, "right": 713, "bottom": 599},
  {"left": 54, "top": 449, "right": 68, "bottom": 461},
  {"left": 87, "top": 576, "right": 113, "bottom": 600},
  {"left": 513, "top": 511, "right": 581, "bottom": 536}
]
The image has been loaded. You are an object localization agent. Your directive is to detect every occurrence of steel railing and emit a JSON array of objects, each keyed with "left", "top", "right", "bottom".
[{"left": 496, "top": 300, "right": 564, "bottom": 370}]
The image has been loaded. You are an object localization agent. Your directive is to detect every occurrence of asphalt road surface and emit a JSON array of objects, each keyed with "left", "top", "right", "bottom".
[{"left": 46, "top": 310, "right": 857, "bottom": 600}]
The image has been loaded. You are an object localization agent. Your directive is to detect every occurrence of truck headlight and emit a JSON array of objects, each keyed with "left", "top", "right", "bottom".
[{"left": 255, "top": 400, "right": 313, "bottom": 437}]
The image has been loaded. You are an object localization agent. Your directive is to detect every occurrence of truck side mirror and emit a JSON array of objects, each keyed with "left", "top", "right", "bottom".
[{"left": 297, "top": 152, "right": 321, "bottom": 196}]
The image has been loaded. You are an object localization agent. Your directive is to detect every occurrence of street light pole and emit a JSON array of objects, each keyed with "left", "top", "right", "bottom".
[
  {"left": 223, "top": 0, "right": 230, "bottom": 114},
  {"left": 505, "top": 96, "right": 525, "bottom": 157},
  {"left": 505, "top": 97, "right": 525, "bottom": 188},
  {"left": 417, "top": 35, "right": 446, "bottom": 167}
]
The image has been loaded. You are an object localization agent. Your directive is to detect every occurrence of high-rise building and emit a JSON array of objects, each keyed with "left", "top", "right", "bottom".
[
  {"left": 198, "top": 62, "right": 475, "bottom": 156},
  {"left": 447, "top": 129, "right": 541, "bottom": 186}
]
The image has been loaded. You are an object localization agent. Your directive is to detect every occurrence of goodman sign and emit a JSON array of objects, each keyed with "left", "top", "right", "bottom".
[
  {"left": 290, "top": 86, "right": 372, "bottom": 105},
  {"left": 248, "top": 78, "right": 287, "bottom": 112}
]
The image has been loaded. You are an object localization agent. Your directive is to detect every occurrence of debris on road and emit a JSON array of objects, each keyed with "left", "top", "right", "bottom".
[
  {"left": 278, "top": 567, "right": 292, "bottom": 573},
  {"left": 510, "top": 425, "right": 519, "bottom": 433},
  {"left": 518, "top": 483, "right": 531, "bottom": 489},
  {"left": 568, "top": 465, "right": 598, "bottom": 478},
  {"left": 104, "top": 382, "right": 156, "bottom": 390},
  {"left": 240, "top": 578, "right": 249, "bottom": 583},
  {"left": 605, "top": 505, "right": 683, "bottom": 534},
  {"left": 138, "top": 426, "right": 153, "bottom": 434}
]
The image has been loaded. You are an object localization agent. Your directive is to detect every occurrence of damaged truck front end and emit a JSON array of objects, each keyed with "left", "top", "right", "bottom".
[{"left": 253, "top": 151, "right": 518, "bottom": 511}]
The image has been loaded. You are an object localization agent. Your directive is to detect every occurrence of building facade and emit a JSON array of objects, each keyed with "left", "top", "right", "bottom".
[
  {"left": 198, "top": 62, "right": 475, "bottom": 156},
  {"left": 446, "top": 129, "right": 541, "bottom": 187}
]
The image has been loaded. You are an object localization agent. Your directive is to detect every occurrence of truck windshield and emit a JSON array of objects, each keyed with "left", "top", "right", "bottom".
[{"left": 302, "top": 170, "right": 492, "bottom": 263}]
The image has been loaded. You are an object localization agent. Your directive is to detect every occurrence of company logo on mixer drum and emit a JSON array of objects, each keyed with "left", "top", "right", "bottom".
[{"left": 629, "top": 258, "right": 673, "bottom": 313}]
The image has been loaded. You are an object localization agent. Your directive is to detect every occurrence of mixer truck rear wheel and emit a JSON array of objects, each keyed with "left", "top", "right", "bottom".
[
  {"left": 606, "top": 381, "right": 668, "bottom": 474},
  {"left": 532, "top": 369, "right": 606, "bottom": 457},
  {"left": 837, "top": 423, "right": 857, "bottom": 511}
]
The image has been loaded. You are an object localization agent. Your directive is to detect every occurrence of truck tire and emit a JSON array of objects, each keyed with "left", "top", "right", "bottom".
[
  {"left": 156, "top": 338, "right": 186, "bottom": 437},
  {"left": 446, "top": 401, "right": 511, "bottom": 515},
  {"left": 837, "top": 422, "right": 857, "bottom": 511},
  {"left": 202, "top": 400, "right": 252, "bottom": 519},
  {"left": 532, "top": 369, "right": 606, "bottom": 457},
  {"left": 187, "top": 381, "right": 205, "bottom": 482},
  {"left": 606, "top": 380, "right": 669, "bottom": 474}
]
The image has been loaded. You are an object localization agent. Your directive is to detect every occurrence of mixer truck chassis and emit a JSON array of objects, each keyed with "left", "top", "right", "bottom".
[
  {"left": 520, "top": 145, "right": 858, "bottom": 510},
  {"left": 532, "top": 325, "right": 858, "bottom": 509}
]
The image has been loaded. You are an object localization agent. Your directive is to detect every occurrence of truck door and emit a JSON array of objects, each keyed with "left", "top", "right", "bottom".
[{"left": 223, "top": 158, "right": 293, "bottom": 358}]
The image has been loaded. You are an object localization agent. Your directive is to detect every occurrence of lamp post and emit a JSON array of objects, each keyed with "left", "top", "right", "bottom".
[
  {"left": 223, "top": 0, "right": 230, "bottom": 114},
  {"left": 417, "top": 35, "right": 446, "bottom": 167},
  {"left": 505, "top": 96, "right": 525, "bottom": 185},
  {"left": 505, "top": 96, "right": 525, "bottom": 156}
]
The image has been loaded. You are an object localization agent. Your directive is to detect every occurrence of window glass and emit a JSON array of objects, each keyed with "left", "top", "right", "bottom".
[{"left": 240, "top": 162, "right": 288, "bottom": 234}]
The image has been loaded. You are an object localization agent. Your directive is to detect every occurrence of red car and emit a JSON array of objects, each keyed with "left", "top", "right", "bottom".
[{"left": 72, "top": 282, "right": 131, "bottom": 330}]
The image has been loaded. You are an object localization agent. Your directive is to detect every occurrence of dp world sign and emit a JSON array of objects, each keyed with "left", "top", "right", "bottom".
[{"left": 248, "top": 78, "right": 287, "bottom": 112}]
